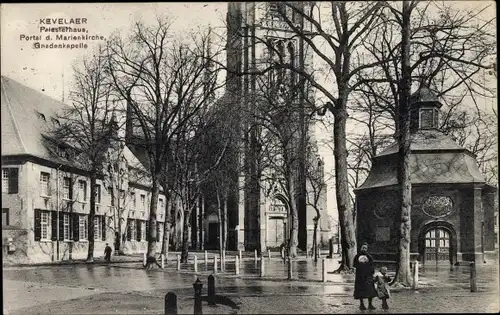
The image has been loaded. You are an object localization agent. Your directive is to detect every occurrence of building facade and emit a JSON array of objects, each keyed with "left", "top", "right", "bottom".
[
  {"left": 1, "top": 76, "right": 166, "bottom": 264},
  {"left": 225, "top": 2, "right": 330, "bottom": 253},
  {"left": 121, "top": 2, "right": 331, "bottom": 254},
  {"left": 354, "top": 88, "right": 498, "bottom": 264}
]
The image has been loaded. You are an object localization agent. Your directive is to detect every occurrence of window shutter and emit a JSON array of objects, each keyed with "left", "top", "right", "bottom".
[
  {"left": 127, "top": 220, "right": 132, "bottom": 241},
  {"left": 34, "top": 209, "right": 41, "bottom": 241},
  {"left": 101, "top": 216, "right": 106, "bottom": 241},
  {"left": 9, "top": 168, "right": 18, "bottom": 194},
  {"left": 146, "top": 220, "right": 150, "bottom": 242},
  {"left": 51, "top": 211, "right": 58, "bottom": 241},
  {"left": 136, "top": 219, "right": 141, "bottom": 241},
  {"left": 73, "top": 213, "right": 80, "bottom": 241},
  {"left": 59, "top": 213, "right": 64, "bottom": 241}
]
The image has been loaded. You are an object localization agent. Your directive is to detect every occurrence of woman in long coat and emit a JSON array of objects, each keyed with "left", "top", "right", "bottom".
[{"left": 353, "top": 242, "right": 377, "bottom": 310}]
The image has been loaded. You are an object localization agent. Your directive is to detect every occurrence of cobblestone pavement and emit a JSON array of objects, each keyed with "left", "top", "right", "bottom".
[{"left": 3, "top": 254, "right": 499, "bottom": 314}]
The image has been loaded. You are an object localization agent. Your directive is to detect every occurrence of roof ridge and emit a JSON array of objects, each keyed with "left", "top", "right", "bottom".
[{"left": 1, "top": 77, "right": 27, "bottom": 154}]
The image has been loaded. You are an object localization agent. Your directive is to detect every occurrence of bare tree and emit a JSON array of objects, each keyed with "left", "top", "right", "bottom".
[
  {"left": 261, "top": 2, "right": 386, "bottom": 272},
  {"left": 250, "top": 58, "right": 308, "bottom": 259},
  {"left": 43, "top": 45, "right": 117, "bottom": 262},
  {"left": 107, "top": 17, "right": 224, "bottom": 268},
  {"left": 355, "top": 0, "right": 496, "bottom": 285},
  {"left": 102, "top": 140, "right": 148, "bottom": 255},
  {"left": 305, "top": 149, "right": 327, "bottom": 263}
]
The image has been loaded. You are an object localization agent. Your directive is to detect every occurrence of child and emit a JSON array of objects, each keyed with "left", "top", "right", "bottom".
[{"left": 374, "top": 266, "right": 391, "bottom": 309}]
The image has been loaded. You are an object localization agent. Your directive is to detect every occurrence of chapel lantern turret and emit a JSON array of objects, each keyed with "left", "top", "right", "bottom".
[{"left": 410, "top": 87, "right": 442, "bottom": 132}]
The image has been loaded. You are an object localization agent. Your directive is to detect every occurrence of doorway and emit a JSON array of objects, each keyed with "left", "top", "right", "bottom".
[
  {"left": 424, "top": 227, "right": 451, "bottom": 263},
  {"left": 207, "top": 222, "right": 219, "bottom": 250},
  {"left": 267, "top": 217, "right": 286, "bottom": 248}
]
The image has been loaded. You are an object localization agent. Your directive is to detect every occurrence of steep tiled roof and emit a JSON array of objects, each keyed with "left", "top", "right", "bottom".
[
  {"left": 1, "top": 76, "right": 147, "bottom": 174},
  {"left": 377, "top": 129, "right": 464, "bottom": 157},
  {"left": 410, "top": 86, "right": 441, "bottom": 106},
  {"left": 356, "top": 151, "right": 485, "bottom": 191},
  {"left": 1, "top": 76, "right": 65, "bottom": 159}
]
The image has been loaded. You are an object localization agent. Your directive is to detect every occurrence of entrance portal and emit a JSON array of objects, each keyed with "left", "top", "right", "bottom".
[
  {"left": 207, "top": 223, "right": 219, "bottom": 250},
  {"left": 267, "top": 217, "right": 286, "bottom": 248},
  {"left": 424, "top": 228, "right": 450, "bottom": 263}
]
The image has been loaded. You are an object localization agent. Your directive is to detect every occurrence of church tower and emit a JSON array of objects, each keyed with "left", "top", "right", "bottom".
[{"left": 226, "top": 2, "right": 320, "bottom": 252}]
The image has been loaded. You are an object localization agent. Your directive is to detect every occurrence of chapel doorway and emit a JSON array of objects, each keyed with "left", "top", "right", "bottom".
[{"left": 423, "top": 227, "right": 451, "bottom": 264}]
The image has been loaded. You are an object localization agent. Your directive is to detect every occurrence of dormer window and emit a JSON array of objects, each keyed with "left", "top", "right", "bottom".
[
  {"left": 420, "top": 108, "right": 434, "bottom": 129},
  {"left": 410, "top": 87, "right": 442, "bottom": 132},
  {"left": 35, "top": 111, "right": 46, "bottom": 121}
]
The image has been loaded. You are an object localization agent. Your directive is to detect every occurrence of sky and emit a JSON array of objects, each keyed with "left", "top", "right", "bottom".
[{"left": 1, "top": 2, "right": 496, "bottom": 222}]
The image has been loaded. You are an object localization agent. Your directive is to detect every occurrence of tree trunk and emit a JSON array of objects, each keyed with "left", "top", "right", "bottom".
[
  {"left": 287, "top": 176, "right": 298, "bottom": 258},
  {"left": 223, "top": 193, "right": 228, "bottom": 251},
  {"left": 145, "top": 174, "right": 160, "bottom": 269},
  {"left": 161, "top": 196, "right": 172, "bottom": 256},
  {"left": 313, "top": 218, "right": 318, "bottom": 263},
  {"left": 117, "top": 217, "right": 126, "bottom": 255},
  {"left": 333, "top": 105, "right": 357, "bottom": 272},
  {"left": 171, "top": 212, "right": 178, "bottom": 250},
  {"left": 395, "top": 0, "right": 413, "bottom": 286},
  {"left": 216, "top": 190, "right": 224, "bottom": 271},
  {"left": 200, "top": 194, "right": 205, "bottom": 250},
  {"left": 86, "top": 171, "right": 97, "bottom": 262},
  {"left": 181, "top": 207, "right": 191, "bottom": 263},
  {"left": 110, "top": 185, "right": 120, "bottom": 255}
]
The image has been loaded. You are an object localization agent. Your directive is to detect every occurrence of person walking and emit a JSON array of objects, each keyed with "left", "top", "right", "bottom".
[
  {"left": 353, "top": 242, "right": 377, "bottom": 310},
  {"left": 374, "top": 266, "right": 391, "bottom": 309},
  {"left": 104, "top": 243, "right": 113, "bottom": 262}
]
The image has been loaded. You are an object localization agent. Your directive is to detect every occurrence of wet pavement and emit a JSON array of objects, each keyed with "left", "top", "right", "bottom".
[{"left": 3, "top": 253, "right": 499, "bottom": 314}]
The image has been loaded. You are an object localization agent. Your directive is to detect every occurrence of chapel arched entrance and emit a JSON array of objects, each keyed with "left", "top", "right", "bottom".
[{"left": 418, "top": 222, "right": 457, "bottom": 265}]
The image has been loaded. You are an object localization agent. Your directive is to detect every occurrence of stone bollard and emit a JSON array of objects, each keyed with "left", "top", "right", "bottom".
[
  {"left": 254, "top": 249, "right": 258, "bottom": 263},
  {"left": 194, "top": 256, "right": 198, "bottom": 273},
  {"left": 239, "top": 249, "right": 242, "bottom": 262},
  {"left": 214, "top": 255, "right": 218, "bottom": 274},
  {"left": 143, "top": 252, "right": 147, "bottom": 266},
  {"left": 470, "top": 262, "right": 477, "bottom": 292},
  {"left": 193, "top": 278, "right": 203, "bottom": 315},
  {"left": 412, "top": 261, "right": 419, "bottom": 290},
  {"left": 161, "top": 254, "right": 165, "bottom": 269},
  {"left": 235, "top": 256, "right": 240, "bottom": 275},
  {"left": 205, "top": 250, "right": 208, "bottom": 264},
  {"left": 208, "top": 274, "right": 216, "bottom": 306},
  {"left": 176, "top": 255, "right": 181, "bottom": 271},
  {"left": 268, "top": 249, "right": 271, "bottom": 259},
  {"left": 165, "top": 292, "right": 178, "bottom": 315},
  {"left": 322, "top": 258, "right": 327, "bottom": 282},
  {"left": 260, "top": 256, "right": 265, "bottom": 277}
]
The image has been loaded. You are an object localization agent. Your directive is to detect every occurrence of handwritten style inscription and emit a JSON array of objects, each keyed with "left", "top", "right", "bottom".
[{"left": 19, "top": 17, "right": 106, "bottom": 50}]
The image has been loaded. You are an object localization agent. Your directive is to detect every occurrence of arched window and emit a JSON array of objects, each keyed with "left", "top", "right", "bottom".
[
  {"left": 267, "top": 39, "right": 276, "bottom": 86},
  {"left": 276, "top": 41, "right": 285, "bottom": 82},
  {"left": 287, "top": 41, "right": 296, "bottom": 85}
]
